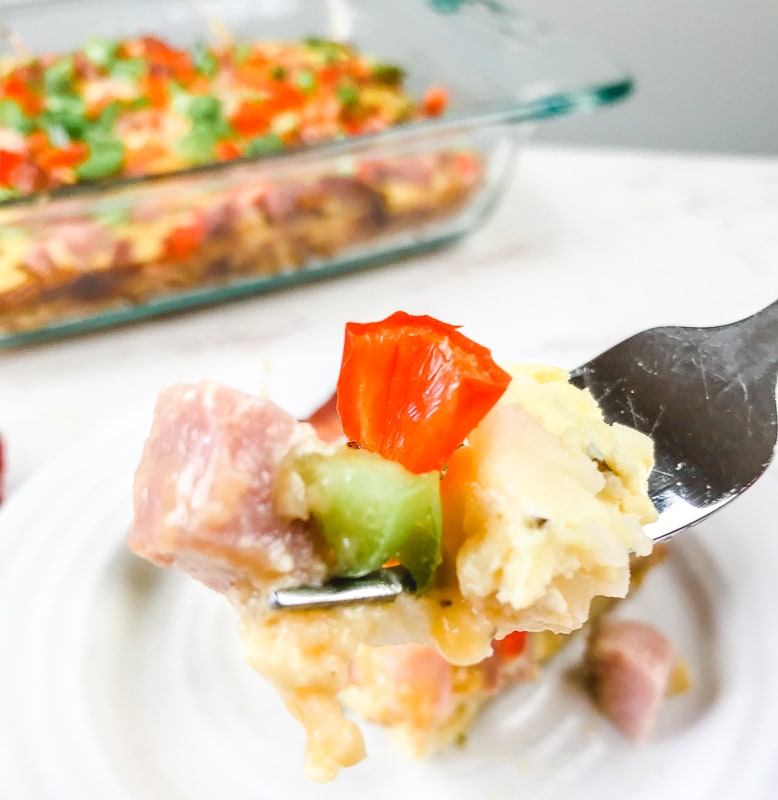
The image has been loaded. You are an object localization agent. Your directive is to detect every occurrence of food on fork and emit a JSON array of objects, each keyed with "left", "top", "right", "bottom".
[{"left": 128, "top": 311, "right": 658, "bottom": 781}]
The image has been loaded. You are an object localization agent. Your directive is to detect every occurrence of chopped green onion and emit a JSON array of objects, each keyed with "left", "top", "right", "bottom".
[
  {"left": 110, "top": 58, "right": 147, "bottom": 82},
  {"left": 174, "top": 128, "right": 219, "bottom": 165},
  {"left": 371, "top": 62, "right": 406, "bottom": 84},
  {"left": 0, "top": 99, "right": 34, "bottom": 134},
  {"left": 207, "top": 117, "right": 234, "bottom": 139},
  {"left": 46, "top": 93, "right": 86, "bottom": 116},
  {"left": 95, "top": 101, "right": 121, "bottom": 133},
  {"left": 303, "top": 37, "right": 344, "bottom": 64},
  {"left": 75, "top": 139, "right": 125, "bottom": 180},
  {"left": 192, "top": 43, "right": 218, "bottom": 78},
  {"left": 269, "top": 64, "right": 287, "bottom": 81},
  {"left": 337, "top": 85, "right": 360, "bottom": 107},
  {"left": 41, "top": 105, "right": 87, "bottom": 140},
  {"left": 44, "top": 57, "right": 74, "bottom": 94},
  {"left": 172, "top": 90, "right": 225, "bottom": 128},
  {"left": 186, "top": 95, "right": 222, "bottom": 123},
  {"left": 296, "top": 70, "right": 317, "bottom": 93},
  {"left": 245, "top": 133, "right": 284, "bottom": 157},
  {"left": 84, "top": 37, "right": 119, "bottom": 70}
]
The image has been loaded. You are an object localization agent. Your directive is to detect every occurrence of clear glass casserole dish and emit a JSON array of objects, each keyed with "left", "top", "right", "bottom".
[{"left": 0, "top": 0, "right": 632, "bottom": 347}]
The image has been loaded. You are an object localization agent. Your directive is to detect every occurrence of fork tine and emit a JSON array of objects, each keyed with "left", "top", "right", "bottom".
[{"left": 268, "top": 565, "right": 415, "bottom": 610}]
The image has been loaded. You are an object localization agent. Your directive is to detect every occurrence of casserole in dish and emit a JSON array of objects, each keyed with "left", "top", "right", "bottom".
[{"left": 0, "top": 0, "right": 632, "bottom": 346}]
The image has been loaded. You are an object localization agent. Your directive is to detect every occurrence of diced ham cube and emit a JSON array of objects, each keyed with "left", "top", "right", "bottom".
[
  {"left": 128, "top": 382, "right": 328, "bottom": 593},
  {"left": 22, "top": 243, "right": 56, "bottom": 278},
  {"left": 25, "top": 221, "right": 117, "bottom": 274},
  {"left": 54, "top": 221, "right": 116, "bottom": 269},
  {"left": 586, "top": 619, "right": 675, "bottom": 742},
  {"left": 260, "top": 182, "right": 310, "bottom": 223},
  {"left": 202, "top": 201, "right": 238, "bottom": 237}
]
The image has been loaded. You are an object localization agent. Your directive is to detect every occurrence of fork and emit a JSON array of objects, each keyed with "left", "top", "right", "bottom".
[{"left": 269, "top": 300, "right": 778, "bottom": 611}]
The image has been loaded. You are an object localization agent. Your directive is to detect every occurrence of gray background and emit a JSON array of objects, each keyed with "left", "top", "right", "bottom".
[{"left": 521, "top": 0, "right": 778, "bottom": 155}]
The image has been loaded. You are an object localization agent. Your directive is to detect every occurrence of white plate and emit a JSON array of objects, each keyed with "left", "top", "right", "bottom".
[{"left": 1, "top": 363, "right": 777, "bottom": 800}]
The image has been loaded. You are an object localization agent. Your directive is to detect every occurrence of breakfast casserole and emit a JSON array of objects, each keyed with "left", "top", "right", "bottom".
[{"left": 0, "top": 35, "right": 481, "bottom": 333}]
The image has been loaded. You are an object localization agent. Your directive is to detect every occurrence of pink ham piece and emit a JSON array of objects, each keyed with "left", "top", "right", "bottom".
[
  {"left": 128, "top": 381, "right": 328, "bottom": 593},
  {"left": 53, "top": 220, "right": 117, "bottom": 269},
  {"left": 586, "top": 619, "right": 675, "bottom": 742}
]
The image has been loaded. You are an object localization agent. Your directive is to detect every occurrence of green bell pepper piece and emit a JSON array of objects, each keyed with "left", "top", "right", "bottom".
[
  {"left": 84, "top": 37, "right": 119, "bottom": 70},
  {"left": 174, "top": 128, "right": 219, "bottom": 165},
  {"left": 192, "top": 43, "right": 218, "bottom": 78},
  {"left": 110, "top": 58, "right": 147, "bottom": 82},
  {"left": 75, "top": 139, "right": 125, "bottom": 180},
  {"left": 0, "top": 100, "right": 34, "bottom": 134},
  {"left": 186, "top": 95, "right": 222, "bottom": 124},
  {"left": 296, "top": 70, "right": 317, "bottom": 94},
  {"left": 337, "top": 85, "right": 359, "bottom": 108},
  {"left": 44, "top": 57, "right": 74, "bottom": 94},
  {"left": 291, "top": 446, "right": 443, "bottom": 592}
]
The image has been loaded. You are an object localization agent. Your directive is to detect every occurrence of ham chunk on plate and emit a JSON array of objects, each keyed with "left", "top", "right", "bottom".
[
  {"left": 586, "top": 618, "right": 675, "bottom": 742},
  {"left": 128, "top": 382, "right": 328, "bottom": 593}
]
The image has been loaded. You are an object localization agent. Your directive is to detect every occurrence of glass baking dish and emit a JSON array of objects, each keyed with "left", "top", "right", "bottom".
[{"left": 0, "top": 0, "right": 632, "bottom": 348}]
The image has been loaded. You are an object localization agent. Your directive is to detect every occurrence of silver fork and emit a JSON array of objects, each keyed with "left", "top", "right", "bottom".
[{"left": 269, "top": 300, "right": 778, "bottom": 611}]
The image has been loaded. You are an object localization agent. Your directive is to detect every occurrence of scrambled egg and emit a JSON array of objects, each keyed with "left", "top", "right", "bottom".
[{"left": 450, "top": 364, "right": 655, "bottom": 635}]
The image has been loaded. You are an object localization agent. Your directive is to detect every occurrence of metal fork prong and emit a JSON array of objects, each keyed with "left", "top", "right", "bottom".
[{"left": 268, "top": 565, "right": 415, "bottom": 611}]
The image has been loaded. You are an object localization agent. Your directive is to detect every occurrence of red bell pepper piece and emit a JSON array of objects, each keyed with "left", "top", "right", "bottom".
[
  {"left": 162, "top": 212, "right": 206, "bottom": 261},
  {"left": 0, "top": 150, "right": 24, "bottom": 187},
  {"left": 336, "top": 311, "right": 511, "bottom": 474},
  {"left": 492, "top": 630, "right": 528, "bottom": 660}
]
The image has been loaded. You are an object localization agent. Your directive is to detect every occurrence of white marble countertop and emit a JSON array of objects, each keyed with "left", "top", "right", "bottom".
[{"left": 2, "top": 144, "right": 777, "bottom": 498}]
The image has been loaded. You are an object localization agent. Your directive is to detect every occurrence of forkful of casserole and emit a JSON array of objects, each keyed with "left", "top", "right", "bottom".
[{"left": 127, "top": 303, "right": 777, "bottom": 781}]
